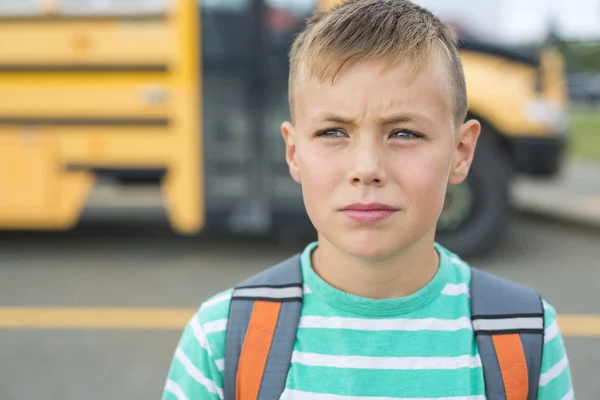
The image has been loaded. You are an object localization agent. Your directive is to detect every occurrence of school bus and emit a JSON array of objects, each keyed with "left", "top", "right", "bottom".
[{"left": 0, "top": 0, "right": 569, "bottom": 258}]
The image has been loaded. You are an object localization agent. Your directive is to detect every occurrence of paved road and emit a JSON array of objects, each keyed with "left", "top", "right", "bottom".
[
  {"left": 514, "top": 159, "right": 600, "bottom": 228},
  {"left": 0, "top": 214, "right": 598, "bottom": 399}
]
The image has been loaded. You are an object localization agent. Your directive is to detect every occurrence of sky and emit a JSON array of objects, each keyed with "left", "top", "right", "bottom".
[
  {"left": 264, "top": 0, "right": 600, "bottom": 44},
  {"left": 413, "top": 0, "right": 600, "bottom": 43}
]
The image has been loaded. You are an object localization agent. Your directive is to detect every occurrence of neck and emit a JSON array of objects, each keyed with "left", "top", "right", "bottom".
[{"left": 311, "top": 232, "right": 440, "bottom": 300}]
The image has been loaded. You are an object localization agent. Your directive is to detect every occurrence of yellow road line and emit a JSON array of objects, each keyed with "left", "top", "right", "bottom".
[
  {"left": 558, "top": 315, "right": 600, "bottom": 337},
  {"left": 0, "top": 308, "right": 195, "bottom": 330},
  {"left": 0, "top": 308, "right": 599, "bottom": 337}
]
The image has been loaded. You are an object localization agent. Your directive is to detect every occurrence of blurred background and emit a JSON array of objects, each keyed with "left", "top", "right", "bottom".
[{"left": 0, "top": 0, "right": 598, "bottom": 398}]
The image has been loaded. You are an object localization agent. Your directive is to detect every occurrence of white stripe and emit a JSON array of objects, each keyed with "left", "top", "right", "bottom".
[
  {"left": 203, "top": 319, "right": 228, "bottom": 334},
  {"left": 164, "top": 379, "right": 191, "bottom": 400},
  {"left": 450, "top": 257, "right": 470, "bottom": 273},
  {"left": 561, "top": 388, "right": 575, "bottom": 400},
  {"left": 472, "top": 317, "right": 544, "bottom": 331},
  {"left": 234, "top": 286, "right": 303, "bottom": 299},
  {"left": 545, "top": 320, "right": 560, "bottom": 343},
  {"left": 543, "top": 299, "right": 551, "bottom": 311},
  {"left": 190, "top": 315, "right": 212, "bottom": 355},
  {"left": 281, "top": 388, "right": 486, "bottom": 400},
  {"left": 191, "top": 316, "right": 224, "bottom": 372},
  {"left": 299, "top": 315, "right": 473, "bottom": 332},
  {"left": 175, "top": 347, "right": 224, "bottom": 399},
  {"left": 201, "top": 293, "right": 232, "bottom": 310},
  {"left": 450, "top": 256, "right": 465, "bottom": 266},
  {"left": 303, "top": 284, "right": 312, "bottom": 294},
  {"left": 292, "top": 351, "right": 482, "bottom": 370},
  {"left": 540, "top": 355, "right": 569, "bottom": 387},
  {"left": 441, "top": 283, "right": 470, "bottom": 296}
]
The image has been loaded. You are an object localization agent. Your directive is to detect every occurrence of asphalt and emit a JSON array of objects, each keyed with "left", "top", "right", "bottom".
[{"left": 513, "top": 159, "right": 600, "bottom": 230}]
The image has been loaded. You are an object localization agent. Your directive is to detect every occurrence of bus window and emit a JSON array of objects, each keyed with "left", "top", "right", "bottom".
[
  {"left": 201, "top": 0, "right": 317, "bottom": 229},
  {"left": 201, "top": 0, "right": 252, "bottom": 65},
  {"left": 0, "top": 0, "right": 39, "bottom": 16},
  {"left": 200, "top": 0, "right": 257, "bottom": 211},
  {"left": 265, "top": 0, "right": 316, "bottom": 17},
  {"left": 263, "top": 0, "right": 315, "bottom": 45},
  {"left": 261, "top": 0, "right": 317, "bottom": 209},
  {"left": 57, "top": 0, "right": 170, "bottom": 15},
  {"left": 202, "top": 0, "right": 250, "bottom": 12}
]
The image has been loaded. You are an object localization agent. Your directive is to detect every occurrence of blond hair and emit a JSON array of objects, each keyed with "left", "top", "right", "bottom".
[{"left": 288, "top": 0, "right": 468, "bottom": 125}]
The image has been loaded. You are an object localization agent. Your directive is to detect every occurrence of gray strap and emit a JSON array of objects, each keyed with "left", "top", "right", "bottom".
[
  {"left": 470, "top": 267, "right": 544, "bottom": 400},
  {"left": 223, "top": 254, "right": 303, "bottom": 400}
]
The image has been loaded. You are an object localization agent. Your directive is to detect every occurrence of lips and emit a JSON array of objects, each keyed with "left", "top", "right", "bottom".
[
  {"left": 340, "top": 203, "right": 399, "bottom": 223},
  {"left": 341, "top": 203, "right": 399, "bottom": 212}
]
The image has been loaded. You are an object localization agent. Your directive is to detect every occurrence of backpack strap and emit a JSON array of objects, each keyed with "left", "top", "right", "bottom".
[
  {"left": 470, "top": 267, "right": 545, "bottom": 400},
  {"left": 223, "top": 254, "right": 303, "bottom": 400}
]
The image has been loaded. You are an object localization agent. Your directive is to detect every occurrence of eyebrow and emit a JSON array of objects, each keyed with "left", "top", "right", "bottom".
[{"left": 315, "top": 112, "right": 432, "bottom": 126}]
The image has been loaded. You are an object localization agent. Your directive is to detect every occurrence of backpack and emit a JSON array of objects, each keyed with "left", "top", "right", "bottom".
[{"left": 223, "top": 254, "right": 545, "bottom": 400}]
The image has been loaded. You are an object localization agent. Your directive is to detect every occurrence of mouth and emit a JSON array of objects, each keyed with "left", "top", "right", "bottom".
[{"left": 340, "top": 203, "right": 399, "bottom": 223}]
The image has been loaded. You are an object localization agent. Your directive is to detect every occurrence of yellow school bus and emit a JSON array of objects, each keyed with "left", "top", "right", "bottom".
[{"left": 0, "top": 0, "right": 569, "bottom": 258}]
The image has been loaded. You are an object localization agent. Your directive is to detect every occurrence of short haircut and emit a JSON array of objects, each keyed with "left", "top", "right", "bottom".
[{"left": 288, "top": 0, "right": 468, "bottom": 126}]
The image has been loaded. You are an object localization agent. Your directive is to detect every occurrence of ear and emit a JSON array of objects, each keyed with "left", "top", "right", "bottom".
[
  {"left": 281, "top": 121, "right": 302, "bottom": 184},
  {"left": 448, "top": 119, "right": 481, "bottom": 185}
]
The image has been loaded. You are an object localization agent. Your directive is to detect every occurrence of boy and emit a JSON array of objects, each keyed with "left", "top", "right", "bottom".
[{"left": 162, "top": 0, "right": 574, "bottom": 399}]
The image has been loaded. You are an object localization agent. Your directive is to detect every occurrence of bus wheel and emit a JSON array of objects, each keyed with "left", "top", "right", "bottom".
[{"left": 435, "top": 131, "right": 511, "bottom": 259}]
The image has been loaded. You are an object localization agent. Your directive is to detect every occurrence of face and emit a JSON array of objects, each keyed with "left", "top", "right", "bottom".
[{"left": 281, "top": 59, "right": 480, "bottom": 260}]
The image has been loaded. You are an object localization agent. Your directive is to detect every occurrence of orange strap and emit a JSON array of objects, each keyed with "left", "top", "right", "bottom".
[
  {"left": 492, "top": 333, "right": 529, "bottom": 400},
  {"left": 236, "top": 301, "right": 282, "bottom": 400}
]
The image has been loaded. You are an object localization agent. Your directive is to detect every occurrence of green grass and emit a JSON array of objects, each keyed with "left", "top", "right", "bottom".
[{"left": 569, "top": 107, "right": 600, "bottom": 162}]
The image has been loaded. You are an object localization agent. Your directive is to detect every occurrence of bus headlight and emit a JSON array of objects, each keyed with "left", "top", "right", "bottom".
[{"left": 524, "top": 99, "right": 569, "bottom": 135}]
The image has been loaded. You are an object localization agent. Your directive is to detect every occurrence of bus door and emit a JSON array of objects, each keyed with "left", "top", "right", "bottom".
[
  {"left": 201, "top": 0, "right": 268, "bottom": 233},
  {"left": 259, "top": 0, "right": 316, "bottom": 221},
  {"left": 201, "top": 0, "right": 315, "bottom": 233}
]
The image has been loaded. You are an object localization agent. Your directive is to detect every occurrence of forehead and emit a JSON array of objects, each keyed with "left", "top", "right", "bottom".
[{"left": 293, "top": 58, "right": 454, "bottom": 126}]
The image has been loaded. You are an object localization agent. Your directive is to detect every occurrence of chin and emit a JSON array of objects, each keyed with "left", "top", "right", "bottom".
[{"left": 330, "top": 229, "right": 408, "bottom": 261}]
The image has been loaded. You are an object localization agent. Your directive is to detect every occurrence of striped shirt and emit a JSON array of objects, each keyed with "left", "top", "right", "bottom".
[{"left": 162, "top": 241, "right": 574, "bottom": 400}]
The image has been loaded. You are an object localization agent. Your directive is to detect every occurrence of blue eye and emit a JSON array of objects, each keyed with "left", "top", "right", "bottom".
[
  {"left": 391, "top": 130, "right": 421, "bottom": 140},
  {"left": 316, "top": 129, "right": 346, "bottom": 138}
]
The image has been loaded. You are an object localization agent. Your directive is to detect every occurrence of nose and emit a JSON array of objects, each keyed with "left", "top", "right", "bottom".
[{"left": 348, "top": 140, "right": 386, "bottom": 186}]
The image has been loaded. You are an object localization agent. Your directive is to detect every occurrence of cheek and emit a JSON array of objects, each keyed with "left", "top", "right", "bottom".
[
  {"left": 296, "top": 143, "right": 344, "bottom": 211},
  {"left": 298, "top": 139, "right": 344, "bottom": 177},
  {"left": 391, "top": 145, "right": 451, "bottom": 209}
]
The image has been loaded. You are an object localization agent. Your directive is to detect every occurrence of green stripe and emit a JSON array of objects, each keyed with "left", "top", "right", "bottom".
[
  {"left": 299, "top": 295, "right": 471, "bottom": 319},
  {"left": 540, "top": 337, "right": 568, "bottom": 373},
  {"left": 205, "top": 330, "right": 227, "bottom": 362},
  {"left": 295, "top": 329, "right": 477, "bottom": 358},
  {"left": 286, "top": 364, "right": 486, "bottom": 397},
  {"left": 543, "top": 301, "right": 558, "bottom": 327},
  {"left": 538, "top": 361, "right": 573, "bottom": 395}
]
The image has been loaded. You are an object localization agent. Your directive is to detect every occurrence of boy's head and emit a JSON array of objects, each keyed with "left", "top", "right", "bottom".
[{"left": 281, "top": 0, "right": 480, "bottom": 260}]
